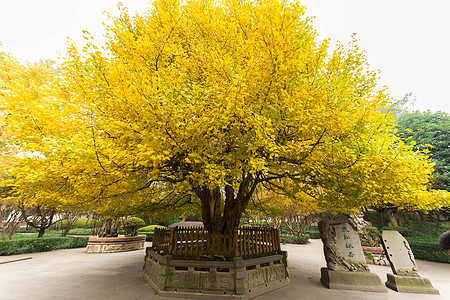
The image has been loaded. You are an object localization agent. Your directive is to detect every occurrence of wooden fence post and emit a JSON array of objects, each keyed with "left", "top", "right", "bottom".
[{"left": 234, "top": 233, "right": 238, "bottom": 257}]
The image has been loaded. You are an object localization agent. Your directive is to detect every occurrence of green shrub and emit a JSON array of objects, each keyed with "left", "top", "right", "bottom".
[
  {"left": 185, "top": 215, "right": 202, "bottom": 221},
  {"left": 142, "top": 232, "right": 154, "bottom": 242},
  {"left": 307, "top": 226, "right": 320, "bottom": 239},
  {"left": 67, "top": 228, "right": 93, "bottom": 235},
  {"left": 124, "top": 217, "right": 146, "bottom": 227},
  {"left": 74, "top": 218, "right": 101, "bottom": 228},
  {"left": 11, "top": 232, "right": 62, "bottom": 240},
  {"left": 137, "top": 225, "right": 167, "bottom": 232},
  {"left": 153, "top": 216, "right": 180, "bottom": 227},
  {"left": 307, "top": 231, "right": 321, "bottom": 239},
  {"left": 308, "top": 226, "right": 319, "bottom": 232},
  {"left": 295, "top": 234, "right": 310, "bottom": 244},
  {"left": 124, "top": 217, "right": 146, "bottom": 237},
  {"left": 280, "top": 234, "right": 309, "bottom": 244},
  {"left": 15, "top": 227, "right": 37, "bottom": 233},
  {"left": 0, "top": 236, "right": 88, "bottom": 255},
  {"left": 407, "top": 239, "right": 449, "bottom": 264}
]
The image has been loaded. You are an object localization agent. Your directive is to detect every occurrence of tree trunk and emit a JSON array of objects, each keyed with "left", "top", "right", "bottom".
[
  {"left": 416, "top": 211, "right": 431, "bottom": 235},
  {"left": 386, "top": 209, "right": 399, "bottom": 227},
  {"left": 349, "top": 210, "right": 371, "bottom": 231},
  {"left": 19, "top": 204, "right": 55, "bottom": 238},
  {"left": 196, "top": 187, "right": 223, "bottom": 234},
  {"left": 192, "top": 172, "right": 258, "bottom": 235},
  {"left": 98, "top": 218, "right": 121, "bottom": 237},
  {"left": 38, "top": 227, "right": 46, "bottom": 238},
  {"left": 195, "top": 178, "right": 255, "bottom": 235},
  {"left": 2, "top": 210, "right": 22, "bottom": 240},
  {"left": 223, "top": 184, "right": 250, "bottom": 235}
]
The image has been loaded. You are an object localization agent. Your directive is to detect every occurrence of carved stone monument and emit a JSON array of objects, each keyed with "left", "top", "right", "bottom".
[
  {"left": 381, "top": 230, "right": 439, "bottom": 294},
  {"left": 318, "top": 220, "right": 386, "bottom": 292}
]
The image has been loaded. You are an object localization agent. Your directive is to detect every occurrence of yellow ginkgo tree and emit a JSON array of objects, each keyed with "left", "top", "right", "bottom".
[{"left": 1, "top": 0, "right": 449, "bottom": 235}]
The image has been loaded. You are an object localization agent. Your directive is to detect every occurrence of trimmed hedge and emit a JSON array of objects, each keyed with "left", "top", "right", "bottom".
[
  {"left": 138, "top": 225, "right": 167, "bottom": 232},
  {"left": 15, "top": 227, "right": 38, "bottom": 233},
  {"left": 407, "top": 239, "right": 449, "bottom": 264},
  {"left": 280, "top": 234, "right": 309, "bottom": 244},
  {"left": 307, "top": 231, "right": 321, "bottom": 239},
  {"left": 0, "top": 236, "right": 88, "bottom": 256},
  {"left": 137, "top": 225, "right": 166, "bottom": 242},
  {"left": 67, "top": 228, "right": 94, "bottom": 235},
  {"left": 141, "top": 232, "right": 154, "bottom": 242},
  {"left": 124, "top": 217, "right": 145, "bottom": 228},
  {"left": 11, "top": 232, "right": 62, "bottom": 240}
]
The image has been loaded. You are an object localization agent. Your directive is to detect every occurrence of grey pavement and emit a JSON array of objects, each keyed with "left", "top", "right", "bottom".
[{"left": 0, "top": 239, "right": 448, "bottom": 300}]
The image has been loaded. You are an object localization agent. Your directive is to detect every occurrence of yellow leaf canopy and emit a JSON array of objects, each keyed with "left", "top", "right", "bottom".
[{"left": 1, "top": 0, "right": 448, "bottom": 232}]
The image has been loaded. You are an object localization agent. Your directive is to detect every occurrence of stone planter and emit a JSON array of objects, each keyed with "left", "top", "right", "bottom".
[
  {"left": 86, "top": 235, "right": 146, "bottom": 253},
  {"left": 143, "top": 247, "right": 290, "bottom": 299}
]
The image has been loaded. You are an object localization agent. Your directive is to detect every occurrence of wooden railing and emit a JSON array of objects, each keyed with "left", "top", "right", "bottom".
[{"left": 152, "top": 227, "right": 280, "bottom": 258}]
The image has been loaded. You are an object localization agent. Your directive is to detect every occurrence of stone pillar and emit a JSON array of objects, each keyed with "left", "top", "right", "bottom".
[
  {"left": 233, "top": 257, "right": 245, "bottom": 295},
  {"left": 280, "top": 250, "right": 290, "bottom": 278},
  {"left": 158, "top": 254, "right": 172, "bottom": 290},
  {"left": 142, "top": 247, "right": 172, "bottom": 291}
]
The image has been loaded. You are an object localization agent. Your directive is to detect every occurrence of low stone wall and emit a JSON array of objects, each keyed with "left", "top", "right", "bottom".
[
  {"left": 143, "top": 247, "right": 290, "bottom": 299},
  {"left": 86, "top": 235, "right": 145, "bottom": 253},
  {"left": 362, "top": 246, "right": 389, "bottom": 266}
]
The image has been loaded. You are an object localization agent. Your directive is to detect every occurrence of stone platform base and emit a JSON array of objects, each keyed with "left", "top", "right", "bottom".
[
  {"left": 320, "top": 268, "right": 387, "bottom": 293},
  {"left": 385, "top": 273, "right": 439, "bottom": 294},
  {"left": 143, "top": 248, "right": 290, "bottom": 299},
  {"left": 86, "top": 235, "right": 145, "bottom": 253}
]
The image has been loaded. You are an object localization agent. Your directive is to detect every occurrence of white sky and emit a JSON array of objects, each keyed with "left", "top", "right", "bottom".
[{"left": 0, "top": 0, "right": 449, "bottom": 113}]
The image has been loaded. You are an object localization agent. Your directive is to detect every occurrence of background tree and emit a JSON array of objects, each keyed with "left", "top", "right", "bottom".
[
  {"left": 396, "top": 110, "right": 450, "bottom": 191},
  {"left": 1, "top": 0, "right": 449, "bottom": 236},
  {"left": 123, "top": 217, "right": 146, "bottom": 237},
  {"left": 98, "top": 217, "right": 122, "bottom": 237},
  {"left": 0, "top": 200, "right": 22, "bottom": 240},
  {"left": 54, "top": 210, "right": 81, "bottom": 237},
  {"left": 19, "top": 203, "right": 56, "bottom": 238}
]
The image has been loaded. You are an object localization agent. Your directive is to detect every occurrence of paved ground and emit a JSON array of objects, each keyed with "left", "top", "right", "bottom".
[{"left": 0, "top": 239, "right": 448, "bottom": 300}]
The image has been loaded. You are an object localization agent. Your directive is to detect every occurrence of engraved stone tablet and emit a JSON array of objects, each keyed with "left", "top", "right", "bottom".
[
  {"left": 381, "top": 230, "right": 439, "bottom": 294},
  {"left": 319, "top": 221, "right": 369, "bottom": 271},
  {"left": 381, "top": 230, "right": 418, "bottom": 276},
  {"left": 334, "top": 224, "right": 366, "bottom": 265},
  {"left": 319, "top": 220, "right": 386, "bottom": 292}
]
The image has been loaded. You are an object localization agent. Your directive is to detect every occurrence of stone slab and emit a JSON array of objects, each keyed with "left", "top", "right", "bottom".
[
  {"left": 385, "top": 273, "right": 439, "bottom": 294},
  {"left": 319, "top": 221, "right": 369, "bottom": 271},
  {"left": 381, "top": 230, "right": 418, "bottom": 276},
  {"left": 333, "top": 223, "right": 366, "bottom": 264},
  {"left": 320, "top": 268, "right": 387, "bottom": 293}
]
